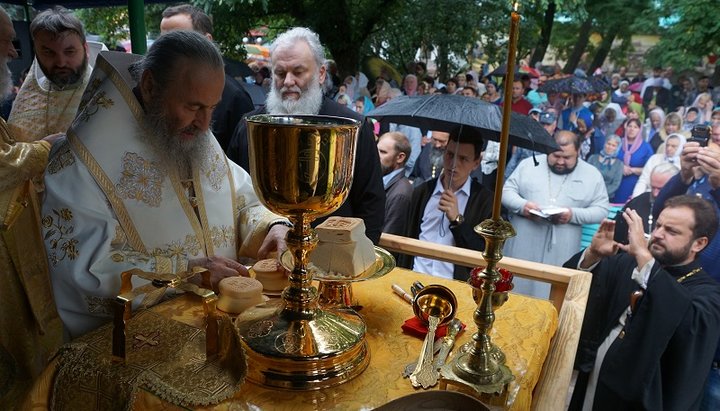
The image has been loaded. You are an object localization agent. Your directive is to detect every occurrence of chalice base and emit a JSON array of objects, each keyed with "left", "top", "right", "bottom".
[{"left": 236, "top": 298, "right": 369, "bottom": 390}]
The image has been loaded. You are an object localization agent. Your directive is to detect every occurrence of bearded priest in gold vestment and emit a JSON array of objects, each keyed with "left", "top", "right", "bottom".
[
  {"left": 0, "top": 8, "right": 63, "bottom": 408},
  {"left": 7, "top": 7, "right": 91, "bottom": 143}
]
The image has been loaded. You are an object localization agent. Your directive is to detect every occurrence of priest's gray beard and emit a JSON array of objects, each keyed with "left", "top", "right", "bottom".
[
  {"left": 266, "top": 72, "right": 323, "bottom": 115},
  {"left": 0, "top": 57, "right": 14, "bottom": 100},
  {"left": 141, "top": 97, "right": 213, "bottom": 179}
]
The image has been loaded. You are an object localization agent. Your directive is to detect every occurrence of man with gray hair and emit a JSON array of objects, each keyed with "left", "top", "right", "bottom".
[
  {"left": 0, "top": 7, "right": 64, "bottom": 406},
  {"left": 41, "top": 31, "right": 289, "bottom": 338},
  {"left": 227, "top": 27, "right": 385, "bottom": 243},
  {"left": 614, "top": 162, "right": 679, "bottom": 244},
  {"left": 8, "top": 6, "right": 91, "bottom": 142}
]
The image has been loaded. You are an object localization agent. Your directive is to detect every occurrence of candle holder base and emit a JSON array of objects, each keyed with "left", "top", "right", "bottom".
[
  {"left": 459, "top": 341, "right": 506, "bottom": 365},
  {"left": 439, "top": 354, "right": 513, "bottom": 395}
]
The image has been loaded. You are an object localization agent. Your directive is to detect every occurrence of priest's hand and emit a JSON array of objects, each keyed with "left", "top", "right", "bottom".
[
  {"left": 522, "top": 201, "right": 542, "bottom": 220},
  {"left": 582, "top": 219, "right": 618, "bottom": 268},
  {"left": 258, "top": 223, "right": 290, "bottom": 260},
  {"left": 618, "top": 208, "right": 653, "bottom": 268},
  {"left": 188, "top": 256, "right": 249, "bottom": 292},
  {"left": 438, "top": 189, "right": 460, "bottom": 221},
  {"left": 551, "top": 208, "right": 572, "bottom": 225}
]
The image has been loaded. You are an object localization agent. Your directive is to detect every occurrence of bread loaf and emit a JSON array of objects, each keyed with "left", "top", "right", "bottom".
[
  {"left": 311, "top": 217, "right": 376, "bottom": 279},
  {"left": 252, "top": 258, "right": 288, "bottom": 292},
  {"left": 217, "top": 276, "right": 264, "bottom": 314}
]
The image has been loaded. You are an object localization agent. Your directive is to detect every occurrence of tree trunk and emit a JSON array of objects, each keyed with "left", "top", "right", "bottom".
[
  {"left": 330, "top": 45, "right": 362, "bottom": 80},
  {"left": 713, "top": 62, "right": 720, "bottom": 87},
  {"left": 529, "top": 1, "right": 556, "bottom": 67},
  {"left": 589, "top": 30, "right": 617, "bottom": 74},
  {"left": 436, "top": 42, "right": 450, "bottom": 83},
  {"left": 563, "top": 19, "right": 593, "bottom": 74}
]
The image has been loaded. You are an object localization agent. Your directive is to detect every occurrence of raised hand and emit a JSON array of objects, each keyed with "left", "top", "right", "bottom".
[
  {"left": 581, "top": 219, "right": 619, "bottom": 268},
  {"left": 617, "top": 208, "right": 653, "bottom": 268}
]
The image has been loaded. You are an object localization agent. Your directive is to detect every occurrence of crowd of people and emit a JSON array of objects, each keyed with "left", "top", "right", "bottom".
[{"left": 1, "top": 3, "right": 720, "bottom": 410}]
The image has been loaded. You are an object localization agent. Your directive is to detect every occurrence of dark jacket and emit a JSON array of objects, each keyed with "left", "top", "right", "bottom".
[
  {"left": 212, "top": 74, "right": 255, "bottom": 152},
  {"left": 565, "top": 252, "right": 720, "bottom": 411},
  {"left": 398, "top": 176, "right": 495, "bottom": 281},
  {"left": 227, "top": 97, "right": 386, "bottom": 244},
  {"left": 383, "top": 171, "right": 413, "bottom": 235},
  {"left": 642, "top": 87, "right": 671, "bottom": 113}
]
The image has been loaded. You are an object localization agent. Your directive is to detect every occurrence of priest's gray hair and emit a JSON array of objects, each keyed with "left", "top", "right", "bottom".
[
  {"left": 650, "top": 162, "right": 679, "bottom": 177},
  {"left": 129, "top": 30, "right": 223, "bottom": 88},
  {"left": 270, "top": 27, "right": 325, "bottom": 68}
]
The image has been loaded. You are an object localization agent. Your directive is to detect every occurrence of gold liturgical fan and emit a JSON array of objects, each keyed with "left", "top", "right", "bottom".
[{"left": 236, "top": 115, "right": 368, "bottom": 390}]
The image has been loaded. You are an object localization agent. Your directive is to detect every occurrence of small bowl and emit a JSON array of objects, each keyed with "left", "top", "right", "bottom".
[{"left": 412, "top": 284, "right": 458, "bottom": 326}]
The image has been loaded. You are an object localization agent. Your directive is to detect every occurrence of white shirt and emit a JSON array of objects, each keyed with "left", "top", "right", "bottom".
[{"left": 413, "top": 175, "right": 471, "bottom": 279}]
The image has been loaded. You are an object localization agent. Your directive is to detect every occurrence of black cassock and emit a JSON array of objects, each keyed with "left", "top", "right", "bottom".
[{"left": 565, "top": 252, "right": 720, "bottom": 411}]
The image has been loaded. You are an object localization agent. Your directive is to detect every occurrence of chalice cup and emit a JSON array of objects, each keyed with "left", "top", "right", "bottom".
[{"left": 236, "top": 115, "right": 368, "bottom": 390}]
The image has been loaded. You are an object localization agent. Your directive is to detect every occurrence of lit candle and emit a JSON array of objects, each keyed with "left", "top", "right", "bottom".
[{"left": 492, "top": 2, "right": 520, "bottom": 220}]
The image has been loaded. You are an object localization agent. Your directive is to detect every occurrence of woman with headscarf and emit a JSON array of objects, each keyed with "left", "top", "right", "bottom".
[
  {"left": 599, "top": 102, "right": 626, "bottom": 137},
  {"left": 612, "top": 118, "right": 654, "bottom": 203},
  {"left": 643, "top": 107, "right": 665, "bottom": 146},
  {"left": 587, "top": 134, "right": 624, "bottom": 199},
  {"left": 631, "top": 133, "right": 685, "bottom": 197},
  {"left": 612, "top": 80, "right": 632, "bottom": 107},
  {"left": 653, "top": 112, "right": 690, "bottom": 154},
  {"left": 691, "top": 92, "right": 714, "bottom": 123}
]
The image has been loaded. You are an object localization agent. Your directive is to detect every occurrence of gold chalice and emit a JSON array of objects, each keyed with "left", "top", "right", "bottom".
[{"left": 236, "top": 115, "right": 367, "bottom": 390}]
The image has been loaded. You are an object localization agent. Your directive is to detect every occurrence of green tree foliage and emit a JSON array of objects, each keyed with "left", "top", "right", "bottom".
[
  {"left": 76, "top": 5, "right": 167, "bottom": 49},
  {"left": 645, "top": 0, "right": 720, "bottom": 81}
]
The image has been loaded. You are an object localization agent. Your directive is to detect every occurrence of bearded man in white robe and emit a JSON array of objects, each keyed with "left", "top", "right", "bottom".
[{"left": 41, "top": 31, "right": 289, "bottom": 339}]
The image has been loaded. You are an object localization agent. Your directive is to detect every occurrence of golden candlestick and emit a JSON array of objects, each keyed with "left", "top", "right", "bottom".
[
  {"left": 440, "top": 4, "right": 520, "bottom": 395},
  {"left": 236, "top": 115, "right": 369, "bottom": 390}
]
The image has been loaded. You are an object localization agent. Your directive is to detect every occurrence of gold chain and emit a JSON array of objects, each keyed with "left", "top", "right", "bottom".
[{"left": 676, "top": 267, "right": 703, "bottom": 283}]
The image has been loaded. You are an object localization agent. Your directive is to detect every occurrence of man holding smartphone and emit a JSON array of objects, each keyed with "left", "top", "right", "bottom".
[{"left": 652, "top": 128, "right": 720, "bottom": 410}]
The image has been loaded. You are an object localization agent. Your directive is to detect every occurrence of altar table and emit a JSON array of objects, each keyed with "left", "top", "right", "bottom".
[{"left": 27, "top": 268, "right": 558, "bottom": 410}]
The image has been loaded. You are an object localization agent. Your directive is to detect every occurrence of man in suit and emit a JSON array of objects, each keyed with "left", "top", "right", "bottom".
[
  {"left": 399, "top": 130, "right": 494, "bottom": 281},
  {"left": 377, "top": 131, "right": 413, "bottom": 235},
  {"left": 226, "top": 27, "right": 385, "bottom": 243}
]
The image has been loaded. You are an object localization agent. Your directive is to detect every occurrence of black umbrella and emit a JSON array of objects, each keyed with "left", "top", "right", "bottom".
[
  {"left": 367, "top": 94, "right": 557, "bottom": 153},
  {"left": 224, "top": 57, "right": 254, "bottom": 79},
  {"left": 537, "top": 76, "right": 596, "bottom": 94},
  {"left": 487, "top": 62, "right": 541, "bottom": 78}
]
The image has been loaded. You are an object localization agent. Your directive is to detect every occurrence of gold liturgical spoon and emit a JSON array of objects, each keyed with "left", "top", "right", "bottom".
[{"left": 409, "top": 285, "right": 457, "bottom": 389}]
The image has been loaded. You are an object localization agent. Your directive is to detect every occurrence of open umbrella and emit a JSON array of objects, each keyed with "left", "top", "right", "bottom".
[
  {"left": 367, "top": 94, "right": 557, "bottom": 153},
  {"left": 488, "top": 63, "right": 541, "bottom": 78},
  {"left": 224, "top": 57, "right": 254, "bottom": 78},
  {"left": 538, "top": 76, "right": 597, "bottom": 94},
  {"left": 589, "top": 75, "right": 610, "bottom": 93}
]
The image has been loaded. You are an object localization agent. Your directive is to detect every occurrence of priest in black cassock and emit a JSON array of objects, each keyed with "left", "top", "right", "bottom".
[{"left": 565, "top": 195, "right": 720, "bottom": 410}]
